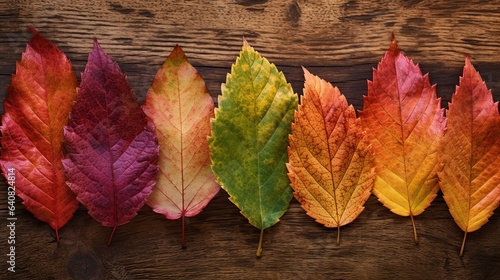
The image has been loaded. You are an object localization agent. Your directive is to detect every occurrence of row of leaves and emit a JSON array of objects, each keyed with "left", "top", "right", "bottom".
[{"left": 1, "top": 28, "right": 499, "bottom": 257}]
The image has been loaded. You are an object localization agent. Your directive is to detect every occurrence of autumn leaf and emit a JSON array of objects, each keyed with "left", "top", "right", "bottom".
[
  {"left": 359, "top": 38, "right": 445, "bottom": 243},
  {"left": 143, "top": 45, "right": 219, "bottom": 248},
  {"left": 62, "top": 39, "right": 159, "bottom": 244},
  {"left": 0, "top": 27, "right": 78, "bottom": 242},
  {"left": 287, "top": 68, "right": 374, "bottom": 243},
  {"left": 438, "top": 57, "right": 500, "bottom": 256},
  {"left": 209, "top": 39, "right": 298, "bottom": 256}
]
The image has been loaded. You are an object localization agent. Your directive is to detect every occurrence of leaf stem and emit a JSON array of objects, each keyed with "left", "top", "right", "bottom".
[
  {"left": 108, "top": 226, "right": 117, "bottom": 246},
  {"left": 56, "top": 228, "right": 60, "bottom": 244},
  {"left": 181, "top": 215, "right": 186, "bottom": 249},
  {"left": 256, "top": 228, "right": 264, "bottom": 257},
  {"left": 460, "top": 231, "right": 467, "bottom": 257},
  {"left": 410, "top": 214, "right": 419, "bottom": 244}
]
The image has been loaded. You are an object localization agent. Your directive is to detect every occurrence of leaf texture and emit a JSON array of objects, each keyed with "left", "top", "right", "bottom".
[
  {"left": 438, "top": 57, "right": 500, "bottom": 256},
  {"left": 143, "top": 45, "right": 219, "bottom": 248},
  {"left": 62, "top": 39, "right": 158, "bottom": 243},
  {"left": 0, "top": 27, "right": 78, "bottom": 241},
  {"left": 209, "top": 40, "right": 298, "bottom": 256},
  {"left": 359, "top": 39, "right": 445, "bottom": 243},
  {"left": 287, "top": 68, "right": 374, "bottom": 243}
]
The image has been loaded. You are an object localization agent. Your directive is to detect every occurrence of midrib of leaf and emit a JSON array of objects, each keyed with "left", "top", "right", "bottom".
[
  {"left": 47, "top": 82, "right": 62, "bottom": 242},
  {"left": 176, "top": 72, "right": 187, "bottom": 248},
  {"left": 245, "top": 50, "right": 267, "bottom": 257},
  {"left": 240, "top": 51, "right": 263, "bottom": 228},
  {"left": 462, "top": 87, "right": 474, "bottom": 256},
  {"left": 319, "top": 95, "right": 341, "bottom": 243},
  {"left": 37, "top": 54, "right": 66, "bottom": 242},
  {"left": 97, "top": 61, "right": 119, "bottom": 245},
  {"left": 320, "top": 97, "right": 363, "bottom": 241},
  {"left": 395, "top": 66, "right": 418, "bottom": 244},
  {"left": 297, "top": 101, "right": 343, "bottom": 239},
  {"left": 252, "top": 55, "right": 264, "bottom": 235}
]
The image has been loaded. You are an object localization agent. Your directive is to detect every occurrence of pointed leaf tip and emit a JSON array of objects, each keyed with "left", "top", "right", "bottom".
[
  {"left": 302, "top": 66, "right": 311, "bottom": 77},
  {"left": 388, "top": 38, "right": 399, "bottom": 56},
  {"left": 167, "top": 45, "right": 188, "bottom": 65},
  {"left": 93, "top": 37, "right": 100, "bottom": 49},
  {"left": 27, "top": 26, "right": 37, "bottom": 34},
  {"left": 172, "top": 44, "right": 183, "bottom": 53},
  {"left": 242, "top": 37, "right": 251, "bottom": 48}
]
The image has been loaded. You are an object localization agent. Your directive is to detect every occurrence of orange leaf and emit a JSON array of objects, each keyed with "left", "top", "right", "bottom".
[
  {"left": 438, "top": 57, "right": 500, "bottom": 256},
  {"left": 287, "top": 68, "right": 374, "bottom": 243},
  {"left": 359, "top": 39, "right": 445, "bottom": 243},
  {"left": 0, "top": 28, "right": 78, "bottom": 241}
]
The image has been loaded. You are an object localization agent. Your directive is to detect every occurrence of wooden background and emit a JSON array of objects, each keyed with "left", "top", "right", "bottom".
[{"left": 1, "top": 0, "right": 499, "bottom": 279}]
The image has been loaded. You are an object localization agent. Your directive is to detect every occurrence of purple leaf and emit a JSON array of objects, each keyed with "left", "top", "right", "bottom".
[{"left": 62, "top": 39, "right": 159, "bottom": 244}]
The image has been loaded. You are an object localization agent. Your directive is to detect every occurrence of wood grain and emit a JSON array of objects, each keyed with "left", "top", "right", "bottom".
[{"left": 0, "top": 0, "right": 499, "bottom": 279}]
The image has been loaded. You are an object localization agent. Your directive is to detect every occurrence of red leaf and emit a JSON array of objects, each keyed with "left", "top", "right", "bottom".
[
  {"left": 438, "top": 57, "right": 500, "bottom": 256},
  {"left": 359, "top": 39, "right": 446, "bottom": 243},
  {"left": 62, "top": 39, "right": 159, "bottom": 244},
  {"left": 0, "top": 27, "right": 78, "bottom": 241}
]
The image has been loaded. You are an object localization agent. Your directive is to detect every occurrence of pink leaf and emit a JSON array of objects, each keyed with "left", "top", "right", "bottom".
[{"left": 143, "top": 45, "right": 219, "bottom": 248}]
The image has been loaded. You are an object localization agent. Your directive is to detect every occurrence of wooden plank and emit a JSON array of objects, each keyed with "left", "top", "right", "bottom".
[{"left": 0, "top": 0, "right": 499, "bottom": 278}]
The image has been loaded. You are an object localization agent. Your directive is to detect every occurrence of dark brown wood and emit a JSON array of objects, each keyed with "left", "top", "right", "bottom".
[{"left": 0, "top": 0, "right": 499, "bottom": 279}]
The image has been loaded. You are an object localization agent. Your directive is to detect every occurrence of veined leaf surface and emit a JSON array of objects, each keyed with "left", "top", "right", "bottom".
[
  {"left": 143, "top": 45, "right": 219, "bottom": 248},
  {"left": 287, "top": 68, "right": 374, "bottom": 243},
  {"left": 0, "top": 27, "right": 78, "bottom": 241},
  {"left": 439, "top": 57, "right": 500, "bottom": 256},
  {"left": 359, "top": 39, "right": 445, "bottom": 243},
  {"left": 209, "top": 40, "right": 298, "bottom": 256},
  {"left": 62, "top": 39, "right": 158, "bottom": 244}
]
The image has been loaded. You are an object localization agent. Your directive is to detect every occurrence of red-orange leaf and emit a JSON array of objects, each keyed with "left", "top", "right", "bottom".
[
  {"left": 0, "top": 27, "right": 78, "bottom": 241},
  {"left": 438, "top": 57, "right": 500, "bottom": 256},
  {"left": 287, "top": 68, "right": 374, "bottom": 243},
  {"left": 359, "top": 38, "right": 445, "bottom": 243}
]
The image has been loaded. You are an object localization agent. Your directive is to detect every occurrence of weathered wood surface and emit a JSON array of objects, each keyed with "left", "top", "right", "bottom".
[{"left": 0, "top": 0, "right": 499, "bottom": 279}]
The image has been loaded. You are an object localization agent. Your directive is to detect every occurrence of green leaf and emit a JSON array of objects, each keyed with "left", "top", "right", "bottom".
[{"left": 209, "top": 40, "right": 298, "bottom": 257}]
